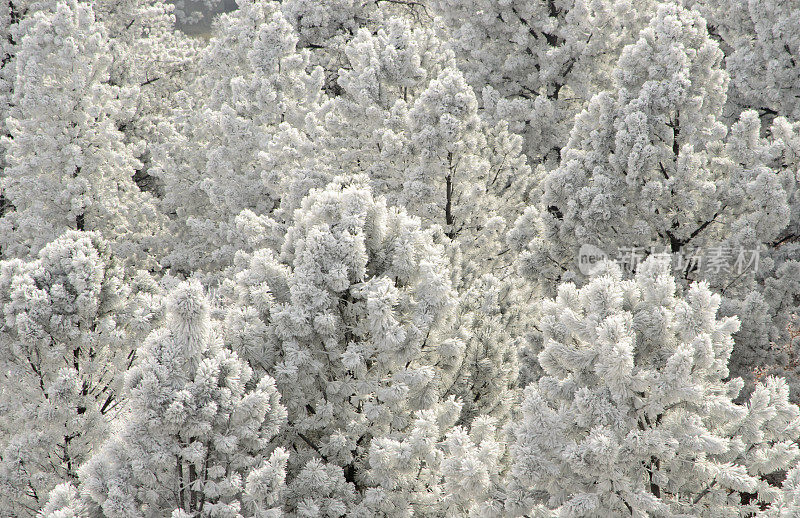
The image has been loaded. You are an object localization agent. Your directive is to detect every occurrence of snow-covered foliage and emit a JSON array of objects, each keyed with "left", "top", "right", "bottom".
[
  {"left": 280, "top": 0, "right": 425, "bottom": 95},
  {"left": 0, "top": 231, "right": 162, "bottom": 516},
  {"left": 308, "top": 24, "right": 531, "bottom": 424},
  {"left": 1, "top": 0, "right": 800, "bottom": 516},
  {"left": 312, "top": 18, "right": 532, "bottom": 256},
  {"left": 0, "top": 0, "right": 192, "bottom": 217},
  {"left": 512, "top": 3, "right": 775, "bottom": 287},
  {"left": 90, "top": 0, "right": 196, "bottom": 189},
  {"left": 74, "top": 280, "right": 288, "bottom": 517},
  {"left": 151, "top": 0, "right": 324, "bottom": 274},
  {"left": 429, "top": 0, "right": 658, "bottom": 164},
  {"left": 510, "top": 3, "right": 799, "bottom": 395},
  {"left": 226, "top": 175, "right": 469, "bottom": 511},
  {"left": 0, "top": 0, "right": 163, "bottom": 263},
  {"left": 507, "top": 258, "right": 800, "bottom": 516},
  {"left": 365, "top": 397, "right": 507, "bottom": 517},
  {"left": 689, "top": 0, "right": 800, "bottom": 122}
]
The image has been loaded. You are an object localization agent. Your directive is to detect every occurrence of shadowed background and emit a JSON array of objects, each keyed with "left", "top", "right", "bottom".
[{"left": 173, "top": 0, "right": 238, "bottom": 34}]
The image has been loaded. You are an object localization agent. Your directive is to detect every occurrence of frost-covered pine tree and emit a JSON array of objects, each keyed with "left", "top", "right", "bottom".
[
  {"left": 315, "top": 22, "right": 531, "bottom": 268},
  {"left": 90, "top": 0, "right": 196, "bottom": 195},
  {"left": 365, "top": 397, "right": 507, "bottom": 516},
  {"left": 719, "top": 114, "right": 800, "bottom": 393},
  {"left": 4, "top": 0, "right": 188, "bottom": 216},
  {"left": 314, "top": 20, "right": 532, "bottom": 257},
  {"left": 93, "top": 0, "right": 192, "bottom": 96},
  {"left": 37, "top": 482, "right": 88, "bottom": 518},
  {"left": 506, "top": 258, "right": 800, "bottom": 517},
  {"left": 405, "top": 67, "right": 491, "bottom": 238},
  {"left": 310, "top": 17, "right": 451, "bottom": 219},
  {"left": 757, "top": 466, "right": 800, "bottom": 517},
  {"left": 279, "top": 0, "right": 425, "bottom": 95},
  {"left": 511, "top": 3, "right": 781, "bottom": 287},
  {"left": 0, "top": 0, "right": 61, "bottom": 223},
  {"left": 428, "top": 0, "right": 657, "bottom": 164},
  {"left": 220, "top": 14, "right": 532, "bottom": 356},
  {"left": 445, "top": 272, "right": 522, "bottom": 425},
  {"left": 0, "top": 0, "right": 22, "bottom": 175},
  {"left": 74, "top": 280, "right": 289, "bottom": 517},
  {"left": 308, "top": 21, "right": 530, "bottom": 426},
  {"left": 509, "top": 3, "right": 796, "bottom": 389},
  {"left": 226, "top": 175, "right": 481, "bottom": 513},
  {"left": 0, "top": 231, "right": 162, "bottom": 517},
  {"left": 0, "top": 0, "right": 52, "bottom": 129},
  {"left": 0, "top": 0, "right": 162, "bottom": 262},
  {"left": 689, "top": 0, "right": 800, "bottom": 122},
  {"left": 151, "top": 0, "right": 324, "bottom": 275},
  {"left": 0, "top": 0, "right": 194, "bottom": 198}
]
